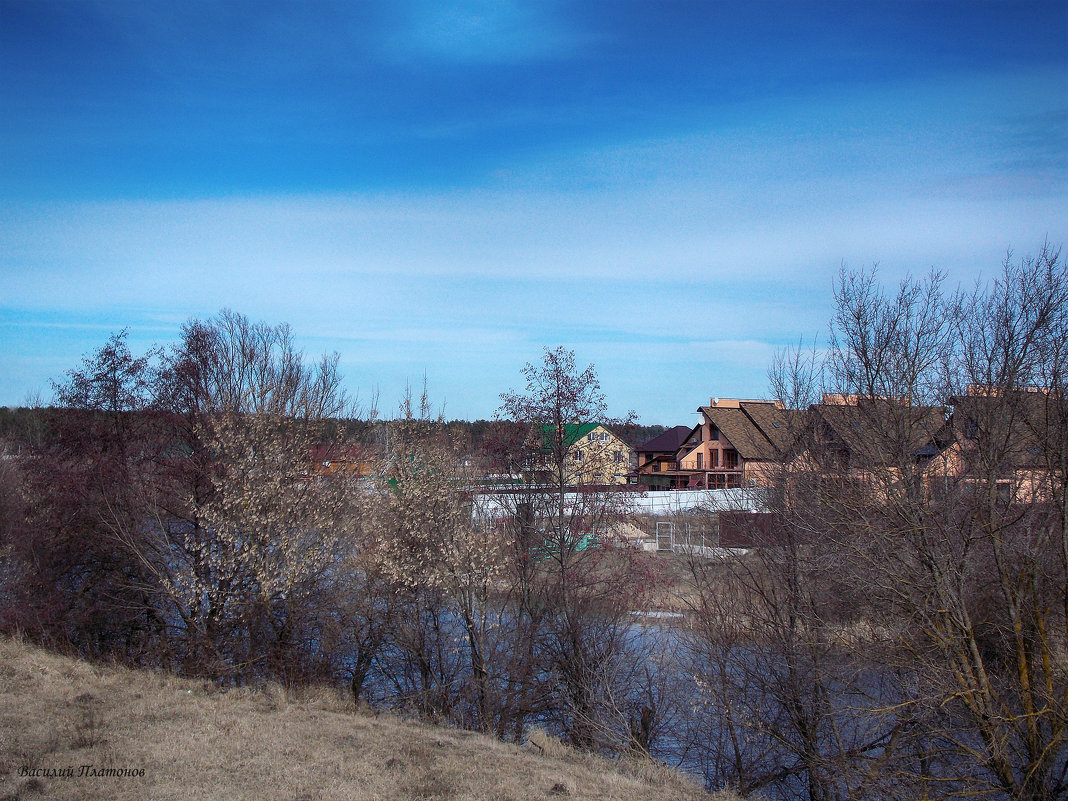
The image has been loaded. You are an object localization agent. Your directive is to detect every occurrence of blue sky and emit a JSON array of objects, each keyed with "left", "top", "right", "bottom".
[{"left": 2, "top": 1, "right": 1066, "bottom": 423}]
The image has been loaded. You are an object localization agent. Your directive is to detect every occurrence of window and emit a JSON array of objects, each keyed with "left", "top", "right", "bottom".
[
  {"left": 697, "top": 452, "right": 704, "bottom": 469},
  {"left": 614, "top": 450, "right": 623, "bottom": 463},
  {"left": 709, "top": 427, "right": 719, "bottom": 440},
  {"left": 723, "top": 449, "right": 738, "bottom": 469},
  {"left": 573, "top": 449, "right": 585, "bottom": 461}
]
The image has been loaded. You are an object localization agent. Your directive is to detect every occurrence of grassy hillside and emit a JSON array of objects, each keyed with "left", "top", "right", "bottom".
[{"left": 0, "top": 636, "right": 733, "bottom": 801}]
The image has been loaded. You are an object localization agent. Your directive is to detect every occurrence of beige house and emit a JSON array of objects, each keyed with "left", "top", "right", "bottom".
[
  {"left": 535, "top": 423, "right": 634, "bottom": 485},
  {"left": 676, "top": 398, "right": 792, "bottom": 489},
  {"left": 924, "top": 387, "right": 1062, "bottom": 505}
]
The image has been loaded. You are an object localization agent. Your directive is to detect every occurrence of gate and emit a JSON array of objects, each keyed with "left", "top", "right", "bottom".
[{"left": 655, "top": 521, "right": 674, "bottom": 551}]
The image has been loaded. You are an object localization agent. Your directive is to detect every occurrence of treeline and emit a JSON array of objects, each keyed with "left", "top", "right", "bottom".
[
  {"left": 0, "top": 408, "right": 666, "bottom": 457},
  {"left": 0, "top": 405, "right": 50, "bottom": 448}
]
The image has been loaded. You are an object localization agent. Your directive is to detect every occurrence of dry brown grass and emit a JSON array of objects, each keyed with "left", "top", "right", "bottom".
[{"left": 0, "top": 636, "right": 736, "bottom": 801}]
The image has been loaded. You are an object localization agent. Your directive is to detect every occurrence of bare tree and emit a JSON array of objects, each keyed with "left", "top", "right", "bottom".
[
  {"left": 0, "top": 332, "right": 171, "bottom": 660},
  {"left": 682, "top": 486, "right": 905, "bottom": 800},
  {"left": 685, "top": 246, "right": 1066, "bottom": 800},
  {"left": 894, "top": 246, "right": 1068, "bottom": 800},
  {"left": 814, "top": 249, "right": 1063, "bottom": 798},
  {"left": 497, "top": 347, "right": 660, "bottom": 752}
]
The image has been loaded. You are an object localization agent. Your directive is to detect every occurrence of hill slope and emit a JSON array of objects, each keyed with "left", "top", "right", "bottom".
[{"left": 0, "top": 637, "right": 731, "bottom": 801}]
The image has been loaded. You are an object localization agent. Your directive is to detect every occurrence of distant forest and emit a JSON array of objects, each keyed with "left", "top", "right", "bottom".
[{"left": 0, "top": 406, "right": 667, "bottom": 456}]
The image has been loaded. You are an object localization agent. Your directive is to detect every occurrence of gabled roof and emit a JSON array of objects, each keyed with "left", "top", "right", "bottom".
[
  {"left": 695, "top": 401, "right": 793, "bottom": 462},
  {"left": 947, "top": 388, "right": 1063, "bottom": 468},
  {"left": 696, "top": 407, "right": 773, "bottom": 457},
  {"left": 811, "top": 399, "right": 946, "bottom": 464},
  {"left": 738, "top": 401, "right": 795, "bottom": 454},
  {"left": 537, "top": 422, "right": 613, "bottom": 451},
  {"left": 636, "top": 425, "right": 693, "bottom": 454}
]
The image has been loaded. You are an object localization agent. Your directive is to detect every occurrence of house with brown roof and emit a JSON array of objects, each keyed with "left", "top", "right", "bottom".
[
  {"left": 925, "top": 386, "right": 1063, "bottom": 504},
  {"left": 633, "top": 425, "right": 694, "bottom": 489},
  {"left": 804, "top": 394, "right": 946, "bottom": 475},
  {"left": 770, "top": 394, "right": 948, "bottom": 508},
  {"left": 636, "top": 393, "right": 955, "bottom": 494},
  {"left": 781, "top": 387, "right": 1063, "bottom": 508},
  {"left": 675, "top": 398, "right": 792, "bottom": 489}
]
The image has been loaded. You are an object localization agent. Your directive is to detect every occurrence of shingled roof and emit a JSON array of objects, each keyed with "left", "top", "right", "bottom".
[
  {"left": 699, "top": 401, "right": 789, "bottom": 461},
  {"left": 812, "top": 399, "right": 946, "bottom": 466},
  {"left": 947, "top": 388, "right": 1064, "bottom": 469},
  {"left": 636, "top": 425, "right": 694, "bottom": 454},
  {"left": 738, "top": 401, "right": 795, "bottom": 454}
]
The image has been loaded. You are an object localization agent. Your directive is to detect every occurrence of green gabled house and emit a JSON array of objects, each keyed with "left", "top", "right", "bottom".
[{"left": 531, "top": 422, "right": 633, "bottom": 486}]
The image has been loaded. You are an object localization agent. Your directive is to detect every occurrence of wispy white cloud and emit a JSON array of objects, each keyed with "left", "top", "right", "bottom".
[
  {"left": 2, "top": 40, "right": 1064, "bottom": 418},
  {"left": 1, "top": 158, "right": 1060, "bottom": 342}
]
